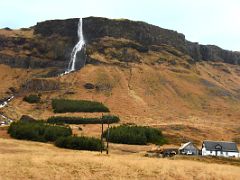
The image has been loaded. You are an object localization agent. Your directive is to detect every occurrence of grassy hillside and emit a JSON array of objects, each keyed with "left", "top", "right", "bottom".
[
  {"left": 0, "top": 64, "right": 46, "bottom": 98},
  {"left": 2, "top": 60, "right": 240, "bottom": 145}
]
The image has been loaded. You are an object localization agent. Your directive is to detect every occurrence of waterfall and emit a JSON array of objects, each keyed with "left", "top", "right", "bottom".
[
  {"left": 0, "top": 95, "right": 14, "bottom": 125},
  {"left": 0, "top": 95, "right": 14, "bottom": 108},
  {"left": 65, "top": 18, "right": 85, "bottom": 74}
]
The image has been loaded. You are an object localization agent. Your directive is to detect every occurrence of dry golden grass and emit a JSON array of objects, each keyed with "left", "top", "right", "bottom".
[
  {"left": 172, "top": 155, "right": 240, "bottom": 167},
  {"left": 0, "top": 64, "right": 46, "bottom": 98},
  {"left": 0, "top": 138, "right": 239, "bottom": 180},
  {"left": 0, "top": 29, "right": 34, "bottom": 38}
]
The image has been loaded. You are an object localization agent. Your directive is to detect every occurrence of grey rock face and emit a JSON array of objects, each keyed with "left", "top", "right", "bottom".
[
  {"left": 21, "top": 78, "right": 60, "bottom": 91},
  {"left": 34, "top": 17, "right": 240, "bottom": 65},
  {"left": 187, "top": 41, "right": 240, "bottom": 64},
  {"left": 34, "top": 17, "right": 187, "bottom": 54},
  {"left": 0, "top": 54, "right": 66, "bottom": 68},
  {"left": 1, "top": 17, "right": 239, "bottom": 69}
]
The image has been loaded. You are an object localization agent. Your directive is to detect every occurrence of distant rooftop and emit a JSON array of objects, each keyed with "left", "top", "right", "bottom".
[{"left": 203, "top": 140, "right": 239, "bottom": 152}]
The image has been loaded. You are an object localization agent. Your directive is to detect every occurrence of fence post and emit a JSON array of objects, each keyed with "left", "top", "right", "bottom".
[{"left": 101, "top": 114, "right": 103, "bottom": 154}]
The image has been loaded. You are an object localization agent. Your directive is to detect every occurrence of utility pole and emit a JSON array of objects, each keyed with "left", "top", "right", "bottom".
[{"left": 106, "top": 117, "right": 110, "bottom": 154}]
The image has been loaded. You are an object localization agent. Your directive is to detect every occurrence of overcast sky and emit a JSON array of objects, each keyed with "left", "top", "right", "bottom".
[{"left": 1, "top": 0, "right": 239, "bottom": 51}]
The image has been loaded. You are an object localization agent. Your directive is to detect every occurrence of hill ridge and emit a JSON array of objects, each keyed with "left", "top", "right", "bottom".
[{"left": 0, "top": 16, "right": 240, "bottom": 71}]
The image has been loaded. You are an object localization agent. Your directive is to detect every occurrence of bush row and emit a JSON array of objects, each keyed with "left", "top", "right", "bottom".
[
  {"left": 55, "top": 136, "right": 103, "bottom": 151},
  {"left": 8, "top": 121, "right": 72, "bottom": 142},
  {"left": 103, "top": 125, "right": 167, "bottom": 145},
  {"left": 47, "top": 115, "right": 120, "bottom": 124},
  {"left": 8, "top": 121, "right": 103, "bottom": 151},
  {"left": 23, "top": 94, "right": 41, "bottom": 103},
  {"left": 52, "top": 99, "right": 110, "bottom": 113}
]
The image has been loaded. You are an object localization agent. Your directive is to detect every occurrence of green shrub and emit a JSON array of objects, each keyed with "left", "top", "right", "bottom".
[
  {"left": 103, "top": 125, "right": 167, "bottom": 145},
  {"left": 47, "top": 115, "right": 120, "bottom": 124},
  {"left": 55, "top": 136, "right": 103, "bottom": 151},
  {"left": 102, "top": 115, "right": 120, "bottom": 123},
  {"left": 43, "top": 125, "right": 72, "bottom": 142},
  {"left": 8, "top": 121, "right": 72, "bottom": 142},
  {"left": 52, "top": 99, "right": 110, "bottom": 113},
  {"left": 23, "top": 94, "right": 41, "bottom": 103}
]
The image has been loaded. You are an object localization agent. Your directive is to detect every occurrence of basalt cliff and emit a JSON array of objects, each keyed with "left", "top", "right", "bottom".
[{"left": 0, "top": 17, "right": 239, "bottom": 72}]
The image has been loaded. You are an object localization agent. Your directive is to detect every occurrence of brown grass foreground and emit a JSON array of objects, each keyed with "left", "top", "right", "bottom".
[{"left": 0, "top": 138, "right": 239, "bottom": 180}]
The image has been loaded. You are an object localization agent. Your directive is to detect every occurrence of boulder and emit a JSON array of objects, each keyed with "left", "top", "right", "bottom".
[
  {"left": 19, "top": 115, "right": 37, "bottom": 123},
  {"left": 84, "top": 83, "right": 95, "bottom": 89}
]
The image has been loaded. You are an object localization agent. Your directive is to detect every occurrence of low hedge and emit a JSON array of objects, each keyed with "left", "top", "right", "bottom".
[
  {"left": 55, "top": 136, "right": 103, "bottom": 151},
  {"left": 103, "top": 125, "right": 167, "bottom": 145},
  {"left": 47, "top": 115, "right": 120, "bottom": 124},
  {"left": 102, "top": 115, "right": 120, "bottom": 123},
  {"left": 23, "top": 94, "right": 41, "bottom": 103},
  {"left": 8, "top": 121, "right": 72, "bottom": 142},
  {"left": 52, "top": 99, "right": 110, "bottom": 113},
  {"left": 8, "top": 121, "right": 104, "bottom": 152}
]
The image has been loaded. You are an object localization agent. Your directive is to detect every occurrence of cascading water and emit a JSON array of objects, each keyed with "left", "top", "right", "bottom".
[
  {"left": 65, "top": 18, "right": 85, "bottom": 73},
  {"left": 0, "top": 95, "right": 14, "bottom": 125},
  {"left": 0, "top": 96, "right": 14, "bottom": 108}
]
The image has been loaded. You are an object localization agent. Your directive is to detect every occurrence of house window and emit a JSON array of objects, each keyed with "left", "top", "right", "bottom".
[{"left": 215, "top": 145, "right": 222, "bottom": 150}]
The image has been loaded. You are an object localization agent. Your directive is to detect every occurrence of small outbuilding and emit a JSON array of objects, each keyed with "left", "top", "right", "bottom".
[
  {"left": 179, "top": 142, "right": 199, "bottom": 155},
  {"left": 202, "top": 140, "right": 239, "bottom": 158},
  {"left": 162, "top": 148, "right": 178, "bottom": 157}
]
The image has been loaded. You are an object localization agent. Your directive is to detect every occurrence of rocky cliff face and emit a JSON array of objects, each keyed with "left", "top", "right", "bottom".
[
  {"left": 33, "top": 17, "right": 240, "bottom": 66},
  {"left": 187, "top": 41, "right": 240, "bottom": 64},
  {"left": 0, "top": 17, "right": 240, "bottom": 70},
  {"left": 0, "top": 54, "right": 65, "bottom": 69},
  {"left": 0, "top": 30, "right": 70, "bottom": 69},
  {"left": 34, "top": 17, "right": 187, "bottom": 53}
]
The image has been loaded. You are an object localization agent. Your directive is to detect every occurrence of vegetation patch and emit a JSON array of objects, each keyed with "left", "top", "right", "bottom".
[
  {"left": 52, "top": 99, "right": 110, "bottom": 113},
  {"left": 47, "top": 115, "right": 120, "bottom": 124},
  {"left": 55, "top": 136, "right": 103, "bottom": 151},
  {"left": 8, "top": 121, "right": 103, "bottom": 152},
  {"left": 103, "top": 125, "right": 167, "bottom": 145},
  {"left": 8, "top": 121, "right": 72, "bottom": 142},
  {"left": 23, "top": 94, "right": 41, "bottom": 103}
]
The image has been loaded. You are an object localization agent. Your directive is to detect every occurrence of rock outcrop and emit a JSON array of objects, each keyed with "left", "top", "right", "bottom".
[
  {"left": 0, "top": 54, "right": 65, "bottom": 68},
  {"left": 34, "top": 17, "right": 240, "bottom": 65},
  {"left": 187, "top": 42, "right": 240, "bottom": 64},
  {"left": 34, "top": 17, "right": 187, "bottom": 53},
  {"left": 21, "top": 78, "right": 60, "bottom": 92},
  {"left": 19, "top": 115, "right": 37, "bottom": 123}
]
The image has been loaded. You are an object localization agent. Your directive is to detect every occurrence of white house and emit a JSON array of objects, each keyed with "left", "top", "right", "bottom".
[
  {"left": 202, "top": 140, "right": 239, "bottom": 158},
  {"left": 179, "top": 142, "right": 199, "bottom": 155}
]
